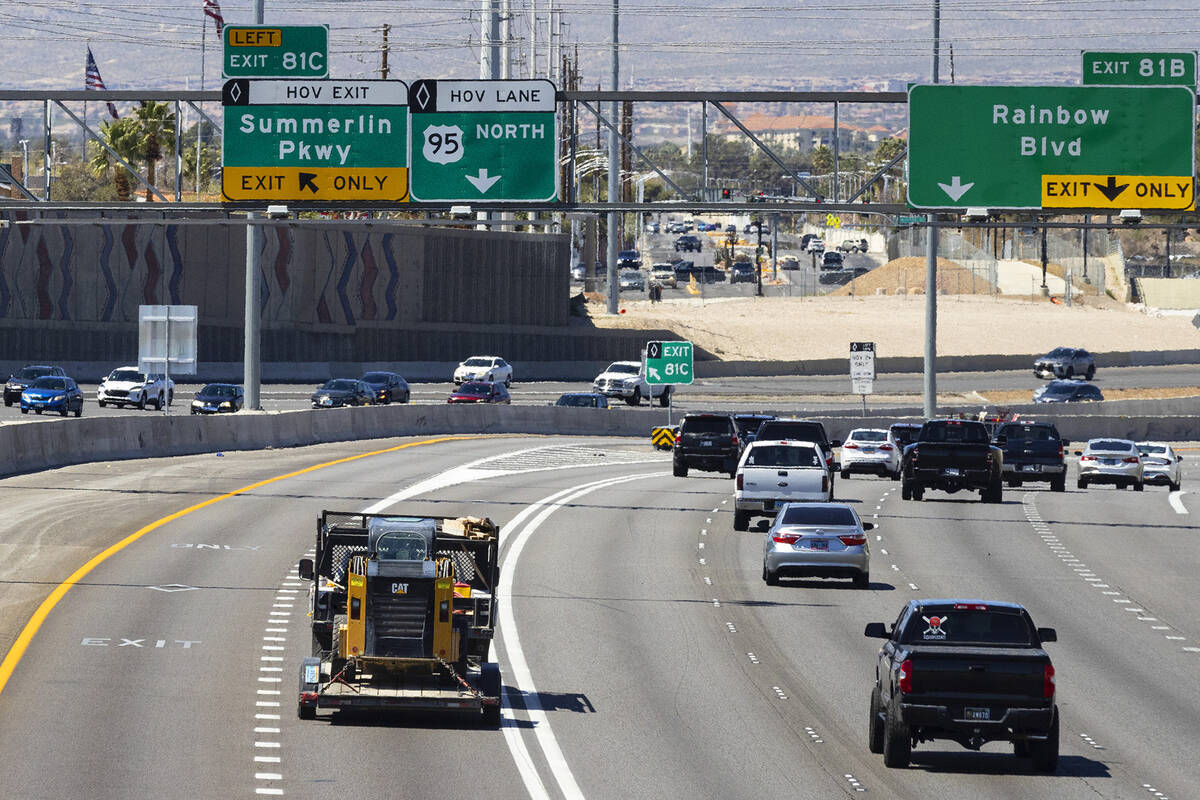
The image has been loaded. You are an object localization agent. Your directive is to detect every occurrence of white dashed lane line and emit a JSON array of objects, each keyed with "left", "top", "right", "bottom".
[{"left": 1168, "top": 491, "right": 1188, "bottom": 514}]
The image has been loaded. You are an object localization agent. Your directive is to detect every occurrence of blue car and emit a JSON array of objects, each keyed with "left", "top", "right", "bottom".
[{"left": 21, "top": 376, "right": 85, "bottom": 417}]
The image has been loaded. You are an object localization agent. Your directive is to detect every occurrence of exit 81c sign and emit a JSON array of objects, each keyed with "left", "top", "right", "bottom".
[{"left": 223, "top": 25, "right": 329, "bottom": 79}]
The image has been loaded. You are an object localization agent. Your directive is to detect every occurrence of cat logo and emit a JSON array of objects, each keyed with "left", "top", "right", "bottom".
[{"left": 392, "top": 582, "right": 409, "bottom": 595}]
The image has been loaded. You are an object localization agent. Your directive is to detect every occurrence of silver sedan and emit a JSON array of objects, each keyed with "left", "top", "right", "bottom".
[
  {"left": 762, "top": 502, "right": 873, "bottom": 589},
  {"left": 1137, "top": 442, "right": 1183, "bottom": 491},
  {"left": 1077, "top": 438, "right": 1144, "bottom": 490}
]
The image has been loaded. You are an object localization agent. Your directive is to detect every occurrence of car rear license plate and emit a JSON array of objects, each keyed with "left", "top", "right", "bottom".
[
  {"left": 1102, "top": 458, "right": 1117, "bottom": 465},
  {"left": 701, "top": 441, "right": 713, "bottom": 447},
  {"left": 943, "top": 467, "right": 960, "bottom": 476},
  {"left": 1022, "top": 464, "right": 1040, "bottom": 472},
  {"left": 964, "top": 707, "right": 991, "bottom": 721},
  {"left": 804, "top": 539, "right": 829, "bottom": 551},
  {"left": 862, "top": 447, "right": 875, "bottom": 453}
]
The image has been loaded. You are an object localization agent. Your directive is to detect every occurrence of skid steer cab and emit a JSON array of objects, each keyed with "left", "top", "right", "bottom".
[{"left": 296, "top": 512, "right": 502, "bottom": 726}]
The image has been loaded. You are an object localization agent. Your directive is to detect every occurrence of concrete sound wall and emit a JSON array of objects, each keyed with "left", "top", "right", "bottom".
[
  {"left": 0, "top": 211, "right": 572, "bottom": 362},
  {"left": 2, "top": 407, "right": 1195, "bottom": 479}
]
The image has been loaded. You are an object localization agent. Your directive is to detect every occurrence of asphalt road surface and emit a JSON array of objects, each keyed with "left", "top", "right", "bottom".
[
  {"left": 1, "top": 363, "right": 1194, "bottom": 424},
  {"left": 0, "top": 435, "right": 1196, "bottom": 798}
]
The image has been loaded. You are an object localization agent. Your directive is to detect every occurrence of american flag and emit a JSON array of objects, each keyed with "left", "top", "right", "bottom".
[
  {"left": 85, "top": 47, "right": 120, "bottom": 120},
  {"left": 203, "top": 0, "right": 224, "bottom": 34}
]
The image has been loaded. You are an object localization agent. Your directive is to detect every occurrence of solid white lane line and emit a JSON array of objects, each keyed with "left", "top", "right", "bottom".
[
  {"left": 495, "top": 471, "right": 666, "bottom": 800},
  {"left": 1168, "top": 490, "right": 1188, "bottom": 514}
]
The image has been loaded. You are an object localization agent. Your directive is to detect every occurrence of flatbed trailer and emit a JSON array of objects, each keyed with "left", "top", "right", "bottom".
[{"left": 297, "top": 511, "right": 502, "bottom": 726}]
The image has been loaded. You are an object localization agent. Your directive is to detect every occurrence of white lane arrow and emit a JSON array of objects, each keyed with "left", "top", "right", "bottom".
[
  {"left": 466, "top": 168, "right": 501, "bottom": 194},
  {"left": 937, "top": 175, "right": 974, "bottom": 202}
]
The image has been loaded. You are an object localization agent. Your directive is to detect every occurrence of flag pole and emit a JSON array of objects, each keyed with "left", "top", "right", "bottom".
[{"left": 197, "top": 19, "right": 205, "bottom": 199}]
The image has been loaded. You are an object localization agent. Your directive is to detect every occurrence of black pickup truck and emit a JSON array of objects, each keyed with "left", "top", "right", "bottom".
[
  {"left": 865, "top": 599, "right": 1059, "bottom": 771},
  {"left": 901, "top": 419, "right": 1003, "bottom": 502},
  {"left": 993, "top": 421, "right": 1068, "bottom": 491}
]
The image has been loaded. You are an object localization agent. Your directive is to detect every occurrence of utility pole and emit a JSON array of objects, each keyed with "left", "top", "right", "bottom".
[
  {"left": 923, "top": 0, "right": 940, "bottom": 419},
  {"left": 530, "top": 0, "right": 537, "bottom": 78},
  {"left": 606, "top": 0, "right": 620, "bottom": 314},
  {"left": 380, "top": 24, "right": 390, "bottom": 79},
  {"left": 500, "top": 0, "right": 510, "bottom": 79}
]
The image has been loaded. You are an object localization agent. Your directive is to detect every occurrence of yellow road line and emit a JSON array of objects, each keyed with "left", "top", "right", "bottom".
[{"left": 0, "top": 435, "right": 477, "bottom": 698}]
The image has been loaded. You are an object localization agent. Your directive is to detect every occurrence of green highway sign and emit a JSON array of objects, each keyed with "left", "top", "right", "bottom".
[
  {"left": 1082, "top": 51, "right": 1196, "bottom": 86},
  {"left": 894, "top": 215, "right": 927, "bottom": 225},
  {"left": 223, "top": 25, "right": 329, "bottom": 79},
  {"left": 221, "top": 79, "right": 409, "bottom": 202},
  {"left": 407, "top": 79, "right": 558, "bottom": 202},
  {"left": 908, "top": 85, "right": 1196, "bottom": 211},
  {"left": 645, "top": 341, "right": 693, "bottom": 386}
]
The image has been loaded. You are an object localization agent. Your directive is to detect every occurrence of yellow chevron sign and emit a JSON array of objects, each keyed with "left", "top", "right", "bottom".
[{"left": 650, "top": 426, "right": 676, "bottom": 450}]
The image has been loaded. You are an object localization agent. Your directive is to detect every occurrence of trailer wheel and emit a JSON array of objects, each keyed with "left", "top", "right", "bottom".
[
  {"left": 480, "top": 662, "right": 503, "bottom": 728},
  {"left": 298, "top": 702, "right": 316, "bottom": 720}
]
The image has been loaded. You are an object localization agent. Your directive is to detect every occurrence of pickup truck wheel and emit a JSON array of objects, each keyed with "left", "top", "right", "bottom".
[
  {"left": 882, "top": 703, "right": 911, "bottom": 768},
  {"left": 97, "top": 400, "right": 106, "bottom": 408},
  {"left": 1077, "top": 478, "right": 1088, "bottom": 489},
  {"left": 911, "top": 486, "right": 924, "bottom": 501},
  {"left": 626, "top": 387, "right": 641, "bottom": 406},
  {"left": 733, "top": 511, "right": 750, "bottom": 531},
  {"left": 657, "top": 387, "right": 671, "bottom": 408},
  {"left": 1013, "top": 740, "right": 1031, "bottom": 758},
  {"left": 841, "top": 469, "right": 850, "bottom": 480},
  {"left": 901, "top": 482, "right": 912, "bottom": 501},
  {"left": 673, "top": 460, "right": 688, "bottom": 478},
  {"left": 868, "top": 687, "right": 885, "bottom": 754},
  {"left": 1029, "top": 711, "right": 1059, "bottom": 773},
  {"left": 1134, "top": 481, "right": 1144, "bottom": 492},
  {"left": 1050, "top": 474, "right": 1066, "bottom": 492}
]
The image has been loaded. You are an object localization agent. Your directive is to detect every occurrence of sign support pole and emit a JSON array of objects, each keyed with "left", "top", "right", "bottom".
[
  {"left": 245, "top": 214, "right": 261, "bottom": 410},
  {"left": 924, "top": 217, "right": 937, "bottom": 418}
]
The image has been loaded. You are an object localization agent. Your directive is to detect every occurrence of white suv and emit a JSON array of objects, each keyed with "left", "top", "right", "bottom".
[
  {"left": 453, "top": 356, "right": 512, "bottom": 387},
  {"left": 97, "top": 366, "right": 175, "bottom": 410},
  {"left": 592, "top": 361, "right": 671, "bottom": 406}
]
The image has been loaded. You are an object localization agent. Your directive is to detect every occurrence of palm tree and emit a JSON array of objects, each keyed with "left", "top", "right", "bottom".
[
  {"left": 133, "top": 101, "right": 176, "bottom": 201},
  {"left": 87, "top": 117, "right": 143, "bottom": 201}
]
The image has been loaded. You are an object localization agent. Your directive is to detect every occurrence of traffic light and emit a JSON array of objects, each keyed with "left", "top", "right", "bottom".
[{"left": 721, "top": 188, "right": 731, "bottom": 199}]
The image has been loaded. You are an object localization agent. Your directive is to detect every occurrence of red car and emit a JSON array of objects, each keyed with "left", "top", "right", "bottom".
[{"left": 448, "top": 381, "right": 511, "bottom": 404}]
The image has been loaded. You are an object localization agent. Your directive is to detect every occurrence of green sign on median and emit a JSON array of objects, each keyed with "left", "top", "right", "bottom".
[
  {"left": 1082, "top": 51, "right": 1196, "bottom": 86},
  {"left": 645, "top": 341, "right": 693, "bottom": 386},
  {"left": 907, "top": 84, "right": 1196, "bottom": 210},
  {"left": 407, "top": 79, "right": 558, "bottom": 202}
]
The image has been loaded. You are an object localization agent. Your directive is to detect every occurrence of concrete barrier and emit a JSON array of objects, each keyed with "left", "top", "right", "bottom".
[{"left": 2, "top": 404, "right": 1195, "bottom": 480}]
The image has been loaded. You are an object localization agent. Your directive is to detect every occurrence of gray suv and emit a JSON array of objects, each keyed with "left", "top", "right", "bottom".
[{"left": 1034, "top": 347, "right": 1095, "bottom": 380}]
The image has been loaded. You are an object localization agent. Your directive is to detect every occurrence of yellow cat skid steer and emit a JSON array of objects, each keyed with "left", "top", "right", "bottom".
[{"left": 297, "top": 512, "right": 502, "bottom": 726}]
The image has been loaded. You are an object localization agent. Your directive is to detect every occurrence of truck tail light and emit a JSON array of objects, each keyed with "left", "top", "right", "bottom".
[
  {"left": 772, "top": 532, "right": 800, "bottom": 545},
  {"left": 732, "top": 435, "right": 739, "bottom": 448},
  {"left": 821, "top": 475, "right": 829, "bottom": 493},
  {"left": 898, "top": 659, "right": 913, "bottom": 693},
  {"left": 838, "top": 533, "right": 866, "bottom": 546},
  {"left": 736, "top": 473, "right": 743, "bottom": 490},
  {"left": 1043, "top": 663, "right": 1056, "bottom": 698},
  {"left": 1057, "top": 445, "right": 1064, "bottom": 459}
]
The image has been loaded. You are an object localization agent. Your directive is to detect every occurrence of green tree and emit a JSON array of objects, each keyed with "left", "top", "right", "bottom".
[
  {"left": 811, "top": 145, "right": 834, "bottom": 175},
  {"left": 87, "top": 117, "right": 143, "bottom": 201},
  {"left": 52, "top": 156, "right": 118, "bottom": 201},
  {"left": 873, "top": 136, "right": 906, "bottom": 167},
  {"left": 133, "top": 101, "right": 176, "bottom": 201}
]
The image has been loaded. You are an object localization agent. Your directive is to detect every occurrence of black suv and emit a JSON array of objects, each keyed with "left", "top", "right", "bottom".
[
  {"left": 729, "top": 261, "right": 755, "bottom": 283},
  {"left": 674, "top": 235, "right": 703, "bottom": 252},
  {"left": 5, "top": 364, "right": 67, "bottom": 406},
  {"left": 993, "top": 421, "right": 1068, "bottom": 491},
  {"left": 673, "top": 413, "right": 741, "bottom": 478}
]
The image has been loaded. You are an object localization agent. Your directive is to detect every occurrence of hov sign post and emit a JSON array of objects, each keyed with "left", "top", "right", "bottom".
[
  {"left": 223, "top": 25, "right": 329, "bottom": 78},
  {"left": 407, "top": 79, "right": 558, "bottom": 202},
  {"left": 221, "top": 79, "right": 409, "bottom": 202},
  {"left": 850, "top": 342, "right": 875, "bottom": 412},
  {"left": 908, "top": 85, "right": 1195, "bottom": 210}
]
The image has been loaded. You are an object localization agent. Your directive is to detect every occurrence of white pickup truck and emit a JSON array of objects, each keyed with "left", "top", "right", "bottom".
[
  {"left": 592, "top": 361, "right": 672, "bottom": 407},
  {"left": 734, "top": 439, "right": 832, "bottom": 530}
]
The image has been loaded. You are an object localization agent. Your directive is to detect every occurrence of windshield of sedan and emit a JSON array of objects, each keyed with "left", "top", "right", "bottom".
[
  {"left": 458, "top": 383, "right": 491, "bottom": 396},
  {"left": 605, "top": 363, "right": 639, "bottom": 375},
  {"left": 322, "top": 380, "right": 358, "bottom": 391},
  {"left": 109, "top": 370, "right": 144, "bottom": 382},
  {"left": 899, "top": 609, "right": 1032, "bottom": 646},
  {"left": 20, "top": 367, "right": 54, "bottom": 380},
  {"left": 32, "top": 377, "right": 67, "bottom": 390},
  {"left": 1041, "top": 383, "right": 1077, "bottom": 397},
  {"left": 779, "top": 506, "right": 857, "bottom": 526},
  {"left": 1090, "top": 440, "right": 1134, "bottom": 453},
  {"left": 463, "top": 358, "right": 492, "bottom": 367},
  {"left": 201, "top": 385, "right": 236, "bottom": 398},
  {"left": 745, "top": 444, "right": 822, "bottom": 467}
]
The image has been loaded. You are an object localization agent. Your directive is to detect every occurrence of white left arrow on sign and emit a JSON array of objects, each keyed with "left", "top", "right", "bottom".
[{"left": 466, "top": 168, "right": 501, "bottom": 193}]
